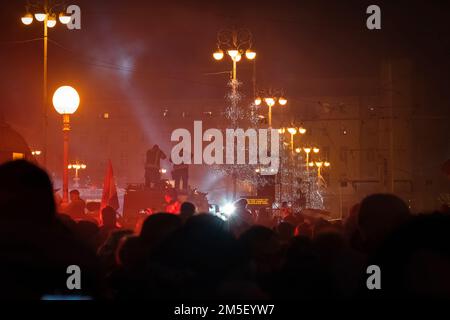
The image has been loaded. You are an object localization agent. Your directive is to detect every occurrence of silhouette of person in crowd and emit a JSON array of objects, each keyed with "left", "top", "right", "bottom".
[
  {"left": 179, "top": 201, "right": 196, "bottom": 222},
  {"left": 65, "top": 189, "right": 86, "bottom": 220},
  {"left": 0, "top": 160, "right": 99, "bottom": 299}
]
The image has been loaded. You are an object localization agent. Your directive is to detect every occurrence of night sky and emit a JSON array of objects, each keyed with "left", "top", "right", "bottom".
[{"left": 0, "top": 0, "right": 449, "bottom": 142}]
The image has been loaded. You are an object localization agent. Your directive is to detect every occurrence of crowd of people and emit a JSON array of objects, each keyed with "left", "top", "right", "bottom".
[{"left": 1, "top": 160, "right": 450, "bottom": 300}]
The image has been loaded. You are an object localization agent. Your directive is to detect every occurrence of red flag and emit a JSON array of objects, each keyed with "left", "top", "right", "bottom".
[{"left": 101, "top": 160, "right": 119, "bottom": 212}]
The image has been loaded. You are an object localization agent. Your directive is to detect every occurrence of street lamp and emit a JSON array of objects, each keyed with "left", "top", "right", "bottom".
[
  {"left": 59, "top": 12, "right": 71, "bottom": 24},
  {"left": 287, "top": 127, "right": 297, "bottom": 154},
  {"left": 304, "top": 147, "right": 320, "bottom": 170},
  {"left": 21, "top": 2, "right": 71, "bottom": 166},
  {"left": 213, "top": 28, "right": 255, "bottom": 201},
  {"left": 309, "top": 161, "right": 330, "bottom": 178},
  {"left": 264, "top": 97, "right": 276, "bottom": 107},
  {"left": 68, "top": 162, "right": 87, "bottom": 188},
  {"left": 255, "top": 90, "right": 288, "bottom": 127},
  {"left": 53, "top": 85, "right": 80, "bottom": 204},
  {"left": 47, "top": 14, "right": 57, "bottom": 28},
  {"left": 278, "top": 97, "right": 288, "bottom": 106},
  {"left": 303, "top": 147, "right": 312, "bottom": 170},
  {"left": 245, "top": 50, "right": 256, "bottom": 60},
  {"left": 213, "top": 28, "right": 255, "bottom": 81},
  {"left": 213, "top": 50, "right": 224, "bottom": 60},
  {"left": 21, "top": 13, "right": 33, "bottom": 25},
  {"left": 309, "top": 161, "right": 330, "bottom": 187},
  {"left": 34, "top": 12, "right": 46, "bottom": 22}
]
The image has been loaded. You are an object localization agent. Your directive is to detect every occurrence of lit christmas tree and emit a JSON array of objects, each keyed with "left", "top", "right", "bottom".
[
  {"left": 275, "top": 136, "right": 325, "bottom": 211},
  {"left": 212, "top": 79, "right": 269, "bottom": 197}
]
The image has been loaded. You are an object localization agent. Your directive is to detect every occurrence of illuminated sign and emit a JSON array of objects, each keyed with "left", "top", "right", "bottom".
[
  {"left": 12, "top": 152, "right": 25, "bottom": 160},
  {"left": 246, "top": 197, "right": 271, "bottom": 207}
]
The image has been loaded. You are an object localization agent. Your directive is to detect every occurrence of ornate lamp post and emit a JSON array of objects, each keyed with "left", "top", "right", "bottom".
[
  {"left": 309, "top": 160, "right": 331, "bottom": 191},
  {"left": 287, "top": 127, "right": 298, "bottom": 155},
  {"left": 303, "top": 147, "right": 311, "bottom": 170},
  {"left": 255, "top": 89, "right": 288, "bottom": 127},
  {"left": 212, "top": 28, "right": 256, "bottom": 201},
  {"left": 213, "top": 28, "right": 256, "bottom": 81},
  {"left": 21, "top": 1, "right": 72, "bottom": 166},
  {"left": 68, "top": 162, "right": 87, "bottom": 188},
  {"left": 52, "top": 86, "right": 80, "bottom": 204}
]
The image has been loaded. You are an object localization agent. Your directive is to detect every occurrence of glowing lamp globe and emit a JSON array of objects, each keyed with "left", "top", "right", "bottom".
[
  {"left": 245, "top": 50, "right": 256, "bottom": 60},
  {"left": 47, "top": 16, "right": 57, "bottom": 28},
  {"left": 227, "top": 49, "right": 239, "bottom": 59},
  {"left": 278, "top": 97, "right": 288, "bottom": 105},
  {"left": 254, "top": 97, "right": 262, "bottom": 106},
  {"left": 265, "top": 97, "right": 275, "bottom": 107},
  {"left": 53, "top": 86, "right": 80, "bottom": 115},
  {"left": 213, "top": 50, "right": 224, "bottom": 60},
  {"left": 234, "top": 54, "right": 242, "bottom": 62},
  {"left": 21, "top": 13, "right": 33, "bottom": 25},
  {"left": 299, "top": 127, "right": 307, "bottom": 134},
  {"left": 313, "top": 147, "right": 320, "bottom": 153},
  {"left": 35, "top": 13, "right": 46, "bottom": 22},
  {"left": 59, "top": 13, "right": 71, "bottom": 24},
  {"left": 287, "top": 127, "right": 297, "bottom": 135}
]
